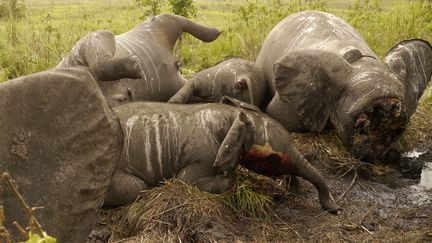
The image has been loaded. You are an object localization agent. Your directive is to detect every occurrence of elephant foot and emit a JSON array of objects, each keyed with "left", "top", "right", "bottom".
[
  {"left": 193, "top": 174, "right": 235, "bottom": 193},
  {"left": 104, "top": 171, "right": 148, "bottom": 207},
  {"left": 178, "top": 164, "right": 235, "bottom": 193},
  {"left": 96, "top": 55, "right": 141, "bottom": 81},
  {"left": 118, "top": 55, "right": 142, "bottom": 79},
  {"left": 350, "top": 98, "right": 408, "bottom": 162}
]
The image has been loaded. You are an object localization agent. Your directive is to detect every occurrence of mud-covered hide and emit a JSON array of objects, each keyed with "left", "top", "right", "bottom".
[
  {"left": 257, "top": 10, "right": 432, "bottom": 161},
  {"left": 0, "top": 68, "right": 123, "bottom": 242},
  {"left": 104, "top": 99, "right": 339, "bottom": 213},
  {"left": 57, "top": 14, "right": 221, "bottom": 106},
  {"left": 168, "top": 59, "right": 267, "bottom": 108},
  {"left": 104, "top": 102, "right": 247, "bottom": 206}
]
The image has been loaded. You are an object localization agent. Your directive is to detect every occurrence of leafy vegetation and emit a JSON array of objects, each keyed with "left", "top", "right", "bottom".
[
  {"left": 134, "top": 0, "right": 164, "bottom": 17},
  {"left": 134, "top": 0, "right": 197, "bottom": 19}
]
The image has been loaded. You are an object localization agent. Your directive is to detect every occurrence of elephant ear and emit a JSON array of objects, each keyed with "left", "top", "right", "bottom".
[
  {"left": 213, "top": 111, "right": 250, "bottom": 171},
  {"left": 268, "top": 49, "right": 353, "bottom": 132},
  {"left": 220, "top": 95, "right": 260, "bottom": 111},
  {"left": 384, "top": 39, "right": 432, "bottom": 115}
]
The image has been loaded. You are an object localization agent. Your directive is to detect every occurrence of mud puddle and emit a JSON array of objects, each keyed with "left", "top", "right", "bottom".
[{"left": 400, "top": 150, "right": 432, "bottom": 205}]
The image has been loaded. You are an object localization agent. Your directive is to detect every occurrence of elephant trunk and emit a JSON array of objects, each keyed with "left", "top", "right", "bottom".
[
  {"left": 168, "top": 81, "right": 194, "bottom": 103},
  {"left": 290, "top": 148, "right": 340, "bottom": 214},
  {"left": 159, "top": 14, "right": 221, "bottom": 49}
]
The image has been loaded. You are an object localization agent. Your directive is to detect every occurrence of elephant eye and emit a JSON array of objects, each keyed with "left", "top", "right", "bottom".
[{"left": 236, "top": 78, "right": 248, "bottom": 89}]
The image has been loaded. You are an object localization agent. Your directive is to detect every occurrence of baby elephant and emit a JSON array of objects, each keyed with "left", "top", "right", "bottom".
[
  {"left": 168, "top": 58, "right": 267, "bottom": 108},
  {"left": 105, "top": 97, "right": 340, "bottom": 214}
]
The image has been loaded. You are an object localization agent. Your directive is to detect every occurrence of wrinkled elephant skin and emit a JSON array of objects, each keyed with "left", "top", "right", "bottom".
[
  {"left": 168, "top": 58, "right": 267, "bottom": 108},
  {"left": 0, "top": 68, "right": 122, "bottom": 242},
  {"left": 58, "top": 14, "right": 221, "bottom": 106},
  {"left": 104, "top": 97, "right": 339, "bottom": 214},
  {"left": 256, "top": 10, "right": 432, "bottom": 161}
]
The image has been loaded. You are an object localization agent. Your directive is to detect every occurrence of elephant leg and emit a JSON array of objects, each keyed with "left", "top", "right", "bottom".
[
  {"left": 81, "top": 30, "right": 141, "bottom": 81},
  {"left": 178, "top": 163, "right": 235, "bottom": 193},
  {"left": 104, "top": 171, "right": 148, "bottom": 207},
  {"left": 194, "top": 174, "right": 235, "bottom": 193}
]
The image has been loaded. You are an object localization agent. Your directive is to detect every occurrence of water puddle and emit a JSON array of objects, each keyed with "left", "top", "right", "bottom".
[
  {"left": 418, "top": 162, "right": 432, "bottom": 188},
  {"left": 402, "top": 150, "right": 432, "bottom": 204}
]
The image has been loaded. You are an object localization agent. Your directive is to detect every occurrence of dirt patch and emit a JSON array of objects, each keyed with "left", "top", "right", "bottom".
[{"left": 88, "top": 108, "right": 432, "bottom": 242}]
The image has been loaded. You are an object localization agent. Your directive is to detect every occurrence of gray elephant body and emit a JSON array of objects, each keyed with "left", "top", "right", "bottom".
[
  {"left": 168, "top": 58, "right": 267, "bottom": 108},
  {"left": 105, "top": 98, "right": 339, "bottom": 213},
  {"left": 0, "top": 67, "right": 122, "bottom": 242},
  {"left": 58, "top": 14, "right": 220, "bottom": 106},
  {"left": 257, "top": 10, "right": 377, "bottom": 95},
  {"left": 256, "top": 10, "right": 432, "bottom": 161}
]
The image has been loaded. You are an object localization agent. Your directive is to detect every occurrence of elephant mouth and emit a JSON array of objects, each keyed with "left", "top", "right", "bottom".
[
  {"left": 350, "top": 98, "right": 408, "bottom": 162},
  {"left": 240, "top": 143, "right": 294, "bottom": 177}
]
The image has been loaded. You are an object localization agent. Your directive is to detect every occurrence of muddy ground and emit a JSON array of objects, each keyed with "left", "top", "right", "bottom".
[{"left": 88, "top": 108, "right": 432, "bottom": 243}]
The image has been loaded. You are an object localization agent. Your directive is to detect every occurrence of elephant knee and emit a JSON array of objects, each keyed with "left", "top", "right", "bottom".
[
  {"left": 195, "top": 174, "right": 235, "bottom": 194},
  {"left": 104, "top": 172, "right": 147, "bottom": 206}
]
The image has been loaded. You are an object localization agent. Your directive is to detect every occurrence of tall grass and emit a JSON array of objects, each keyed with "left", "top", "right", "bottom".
[
  {"left": 0, "top": 0, "right": 140, "bottom": 81},
  {"left": 0, "top": 0, "right": 431, "bottom": 82}
]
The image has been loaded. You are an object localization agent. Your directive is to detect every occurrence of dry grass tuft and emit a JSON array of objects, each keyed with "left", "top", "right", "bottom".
[
  {"left": 107, "top": 174, "right": 303, "bottom": 242},
  {"left": 111, "top": 179, "right": 238, "bottom": 242},
  {"left": 291, "top": 132, "right": 373, "bottom": 178}
]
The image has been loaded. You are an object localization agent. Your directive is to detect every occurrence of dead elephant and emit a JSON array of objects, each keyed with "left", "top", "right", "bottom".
[
  {"left": 256, "top": 10, "right": 432, "bottom": 161},
  {"left": 105, "top": 97, "right": 340, "bottom": 214},
  {"left": 0, "top": 67, "right": 122, "bottom": 242},
  {"left": 168, "top": 58, "right": 267, "bottom": 108},
  {"left": 58, "top": 14, "right": 221, "bottom": 106}
]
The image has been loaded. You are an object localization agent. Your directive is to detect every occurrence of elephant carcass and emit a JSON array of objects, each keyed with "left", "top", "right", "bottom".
[
  {"left": 256, "top": 10, "right": 432, "bottom": 161},
  {"left": 168, "top": 58, "right": 267, "bottom": 108},
  {"left": 58, "top": 14, "right": 221, "bottom": 106},
  {"left": 104, "top": 97, "right": 339, "bottom": 213},
  {"left": 0, "top": 67, "right": 122, "bottom": 242}
]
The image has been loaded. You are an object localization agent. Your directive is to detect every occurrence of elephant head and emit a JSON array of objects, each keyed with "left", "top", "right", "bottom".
[
  {"left": 169, "top": 58, "right": 267, "bottom": 107},
  {"left": 220, "top": 97, "right": 340, "bottom": 213},
  {"left": 267, "top": 39, "right": 432, "bottom": 162}
]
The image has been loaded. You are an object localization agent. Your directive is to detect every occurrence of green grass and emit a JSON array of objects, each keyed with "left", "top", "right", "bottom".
[{"left": 0, "top": 0, "right": 431, "bottom": 83}]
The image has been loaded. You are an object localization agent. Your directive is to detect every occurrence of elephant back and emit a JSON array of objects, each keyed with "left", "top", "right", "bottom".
[{"left": 113, "top": 102, "right": 241, "bottom": 186}]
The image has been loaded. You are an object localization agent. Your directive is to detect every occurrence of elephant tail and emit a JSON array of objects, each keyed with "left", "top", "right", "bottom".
[
  {"left": 290, "top": 147, "right": 341, "bottom": 214},
  {"left": 157, "top": 14, "right": 221, "bottom": 48}
]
